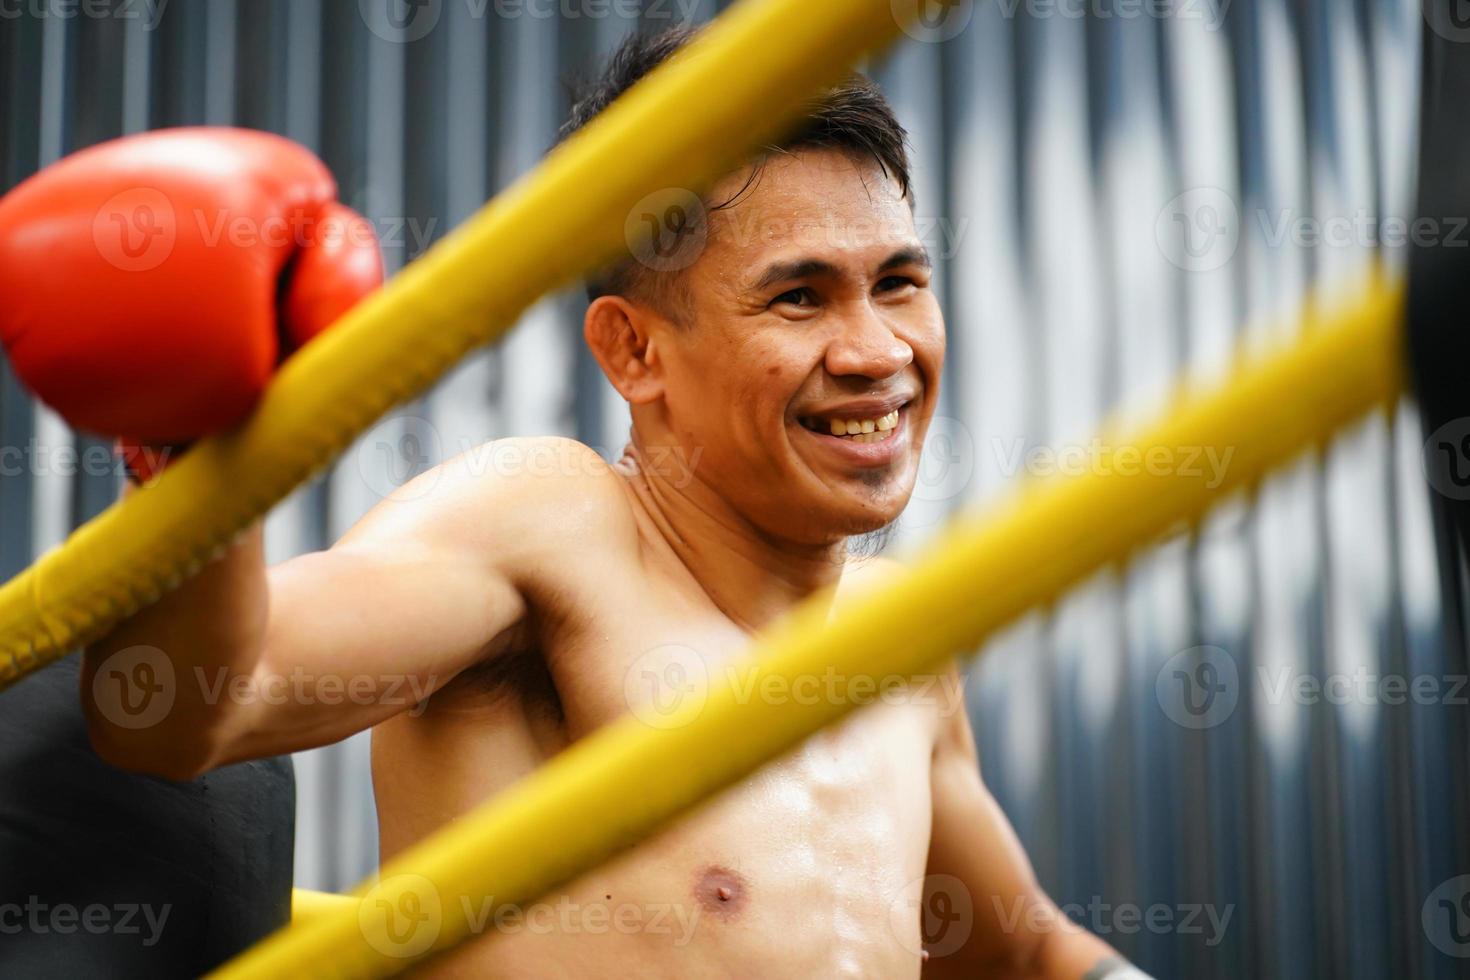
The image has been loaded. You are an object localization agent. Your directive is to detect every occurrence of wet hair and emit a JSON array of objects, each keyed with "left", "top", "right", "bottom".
[{"left": 558, "top": 25, "right": 913, "bottom": 321}]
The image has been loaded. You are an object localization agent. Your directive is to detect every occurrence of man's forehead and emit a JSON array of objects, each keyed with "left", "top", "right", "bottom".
[{"left": 702, "top": 150, "right": 916, "bottom": 261}]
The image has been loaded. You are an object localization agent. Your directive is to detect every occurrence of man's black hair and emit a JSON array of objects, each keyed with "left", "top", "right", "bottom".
[{"left": 559, "top": 25, "right": 912, "bottom": 321}]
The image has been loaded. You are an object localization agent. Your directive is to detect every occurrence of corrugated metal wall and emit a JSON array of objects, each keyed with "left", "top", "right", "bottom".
[{"left": 1, "top": 1, "right": 1464, "bottom": 976}]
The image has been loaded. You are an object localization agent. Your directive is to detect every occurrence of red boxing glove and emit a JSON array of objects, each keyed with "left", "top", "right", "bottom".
[{"left": 0, "top": 127, "right": 383, "bottom": 452}]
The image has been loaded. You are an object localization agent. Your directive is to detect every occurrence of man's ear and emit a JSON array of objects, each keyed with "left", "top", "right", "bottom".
[{"left": 584, "top": 295, "right": 665, "bottom": 404}]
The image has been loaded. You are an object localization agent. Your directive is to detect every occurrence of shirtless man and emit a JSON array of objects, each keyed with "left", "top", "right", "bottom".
[{"left": 72, "top": 27, "right": 1141, "bottom": 980}]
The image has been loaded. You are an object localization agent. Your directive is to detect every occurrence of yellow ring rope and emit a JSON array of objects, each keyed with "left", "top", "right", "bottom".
[
  {"left": 213, "top": 273, "right": 1406, "bottom": 978},
  {"left": 291, "top": 889, "right": 356, "bottom": 926},
  {"left": 0, "top": 0, "right": 909, "bottom": 684}
]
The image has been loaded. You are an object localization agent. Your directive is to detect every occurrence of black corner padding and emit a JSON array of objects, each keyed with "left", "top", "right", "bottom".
[
  {"left": 0, "top": 656, "right": 294, "bottom": 979},
  {"left": 1410, "top": 1, "right": 1470, "bottom": 553}
]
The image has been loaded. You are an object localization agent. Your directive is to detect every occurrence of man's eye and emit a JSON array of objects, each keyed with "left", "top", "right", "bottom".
[
  {"left": 772, "top": 287, "right": 815, "bottom": 307},
  {"left": 876, "top": 275, "right": 915, "bottom": 293}
]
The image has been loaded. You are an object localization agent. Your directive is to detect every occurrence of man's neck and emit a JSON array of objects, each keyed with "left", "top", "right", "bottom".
[{"left": 614, "top": 438, "right": 848, "bottom": 634}]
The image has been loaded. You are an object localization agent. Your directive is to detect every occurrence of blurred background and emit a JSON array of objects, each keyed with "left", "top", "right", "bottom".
[{"left": 1, "top": 0, "right": 1466, "bottom": 977}]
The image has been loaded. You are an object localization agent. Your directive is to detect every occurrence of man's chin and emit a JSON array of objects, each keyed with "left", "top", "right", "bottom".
[{"left": 798, "top": 488, "right": 911, "bottom": 541}]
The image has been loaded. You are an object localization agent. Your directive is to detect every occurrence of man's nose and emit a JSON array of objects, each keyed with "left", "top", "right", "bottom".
[{"left": 824, "top": 305, "right": 913, "bottom": 380}]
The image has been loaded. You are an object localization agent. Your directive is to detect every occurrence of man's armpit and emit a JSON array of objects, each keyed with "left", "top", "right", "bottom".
[{"left": 1082, "top": 956, "right": 1155, "bottom": 980}]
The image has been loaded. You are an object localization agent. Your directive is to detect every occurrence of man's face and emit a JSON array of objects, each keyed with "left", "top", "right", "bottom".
[{"left": 650, "top": 149, "right": 945, "bottom": 546}]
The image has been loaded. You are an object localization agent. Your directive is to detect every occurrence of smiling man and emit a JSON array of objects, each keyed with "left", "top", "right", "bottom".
[{"left": 73, "top": 26, "right": 1142, "bottom": 979}]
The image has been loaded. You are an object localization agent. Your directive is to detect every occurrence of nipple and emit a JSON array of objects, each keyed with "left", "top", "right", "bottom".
[{"left": 694, "top": 865, "right": 748, "bottom": 920}]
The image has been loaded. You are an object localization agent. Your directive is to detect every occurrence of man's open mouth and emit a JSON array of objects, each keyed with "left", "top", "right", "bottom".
[{"left": 797, "top": 408, "right": 902, "bottom": 445}]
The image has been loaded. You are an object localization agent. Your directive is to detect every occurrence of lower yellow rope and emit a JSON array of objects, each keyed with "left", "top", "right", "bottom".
[
  {"left": 213, "top": 272, "right": 1405, "bottom": 978},
  {"left": 292, "top": 889, "right": 355, "bottom": 926},
  {"left": 0, "top": 0, "right": 906, "bottom": 686}
]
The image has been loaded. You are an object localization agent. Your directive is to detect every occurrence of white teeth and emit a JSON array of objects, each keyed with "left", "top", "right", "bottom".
[{"left": 807, "top": 409, "right": 903, "bottom": 442}]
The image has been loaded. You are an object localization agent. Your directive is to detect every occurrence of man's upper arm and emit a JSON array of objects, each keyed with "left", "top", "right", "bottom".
[
  {"left": 923, "top": 666, "right": 1116, "bottom": 979},
  {"left": 219, "top": 437, "right": 624, "bottom": 763}
]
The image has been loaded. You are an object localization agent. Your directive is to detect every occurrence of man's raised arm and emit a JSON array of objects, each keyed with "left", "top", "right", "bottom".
[
  {"left": 922, "top": 665, "right": 1144, "bottom": 980},
  {"left": 81, "top": 447, "right": 545, "bottom": 781}
]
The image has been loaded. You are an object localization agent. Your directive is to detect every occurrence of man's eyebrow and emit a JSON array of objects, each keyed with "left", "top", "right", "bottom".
[
  {"left": 748, "top": 248, "right": 932, "bottom": 292},
  {"left": 877, "top": 247, "right": 932, "bottom": 273},
  {"left": 749, "top": 258, "right": 839, "bottom": 292}
]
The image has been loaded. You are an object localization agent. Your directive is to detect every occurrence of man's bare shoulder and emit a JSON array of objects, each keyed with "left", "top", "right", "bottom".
[{"left": 337, "top": 436, "right": 638, "bottom": 562}]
